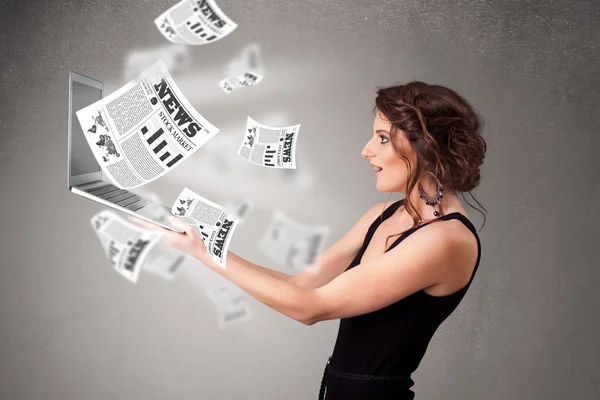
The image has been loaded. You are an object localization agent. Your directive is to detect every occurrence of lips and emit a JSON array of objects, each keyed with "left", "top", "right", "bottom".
[{"left": 371, "top": 164, "right": 382, "bottom": 172}]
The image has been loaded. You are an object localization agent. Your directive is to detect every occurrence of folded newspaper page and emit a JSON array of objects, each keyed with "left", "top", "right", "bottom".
[
  {"left": 218, "top": 72, "right": 263, "bottom": 94},
  {"left": 76, "top": 59, "right": 219, "bottom": 189},
  {"left": 155, "top": 0, "right": 237, "bottom": 45},
  {"left": 91, "top": 210, "right": 162, "bottom": 283},
  {"left": 172, "top": 188, "right": 239, "bottom": 268},
  {"left": 238, "top": 117, "right": 300, "bottom": 169},
  {"left": 206, "top": 283, "right": 252, "bottom": 329},
  {"left": 259, "top": 210, "right": 330, "bottom": 271}
]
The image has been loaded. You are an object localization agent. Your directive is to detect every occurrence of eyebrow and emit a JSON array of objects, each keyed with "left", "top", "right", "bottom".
[{"left": 376, "top": 129, "right": 390, "bottom": 135}]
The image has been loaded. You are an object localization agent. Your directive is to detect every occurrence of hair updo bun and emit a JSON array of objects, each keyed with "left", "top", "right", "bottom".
[{"left": 375, "top": 81, "right": 487, "bottom": 228}]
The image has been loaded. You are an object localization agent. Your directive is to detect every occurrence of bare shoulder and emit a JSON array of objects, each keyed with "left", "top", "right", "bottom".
[
  {"left": 346, "top": 200, "right": 402, "bottom": 238},
  {"left": 445, "top": 213, "right": 478, "bottom": 251},
  {"left": 344, "top": 201, "right": 396, "bottom": 243},
  {"left": 422, "top": 214, "right": 478, "bottom": 255},
  {"left": 410, "top": 214, "right": 479, "bottom": 292},
  {"left": 360, "top": 201, "right": 400, "bottom": 222}
]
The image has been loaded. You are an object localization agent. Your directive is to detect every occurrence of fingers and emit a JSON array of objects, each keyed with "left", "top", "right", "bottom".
[{"left": 168, "top": 216, "right": 196, "bottom": 236}]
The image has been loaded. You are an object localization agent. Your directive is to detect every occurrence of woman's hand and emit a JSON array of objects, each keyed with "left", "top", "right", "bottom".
[{"left": 129, "top": 216, "right": 209, "bottom": 261}]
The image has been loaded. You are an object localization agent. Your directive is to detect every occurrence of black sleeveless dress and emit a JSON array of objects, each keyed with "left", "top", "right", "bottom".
[{"left": 319, "top": 199, "right": 482, "bottom": 400}]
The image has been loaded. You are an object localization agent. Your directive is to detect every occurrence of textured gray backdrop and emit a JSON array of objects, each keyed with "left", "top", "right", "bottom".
[{"left": 1, "top": 0, "right": 599, "bottom": 399}]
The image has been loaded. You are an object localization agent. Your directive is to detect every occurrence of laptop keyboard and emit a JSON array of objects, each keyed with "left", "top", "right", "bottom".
[{"left": 83, "top": 183, "right": 151, "bottom": 212}]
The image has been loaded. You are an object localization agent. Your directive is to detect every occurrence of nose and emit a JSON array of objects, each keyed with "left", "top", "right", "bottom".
[{"left": 361, "top": 139, "right": 375, "bottom": 159}]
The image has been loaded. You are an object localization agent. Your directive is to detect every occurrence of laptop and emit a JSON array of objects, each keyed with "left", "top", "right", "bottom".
[{"left": 68, "top": 71, "right": 182, "bottom": 232}]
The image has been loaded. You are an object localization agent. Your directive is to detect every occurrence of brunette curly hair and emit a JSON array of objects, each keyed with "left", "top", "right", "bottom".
[{"left": 374, "top": 81, "right": 487, "bottom": 236}]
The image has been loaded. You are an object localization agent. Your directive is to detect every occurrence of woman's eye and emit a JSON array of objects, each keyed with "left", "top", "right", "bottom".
[{"left": 379, "top": 136, "right": 389, "bottom": 144}]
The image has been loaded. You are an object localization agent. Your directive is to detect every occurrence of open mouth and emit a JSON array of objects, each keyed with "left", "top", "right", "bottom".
[{"left": 372, "top": 165, "right": 382, "bottom": 173}]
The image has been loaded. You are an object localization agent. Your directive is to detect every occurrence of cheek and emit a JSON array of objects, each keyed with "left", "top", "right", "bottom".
[
  {"left": 385, "top": 156, "right": 407, "bottom": 174},
  {"left": 382, "top": 160, "right": 409, "bottom": 187}
]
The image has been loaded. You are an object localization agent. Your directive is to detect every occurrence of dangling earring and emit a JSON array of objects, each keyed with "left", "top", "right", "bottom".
[{"left": 418, "top": 171, "right": 444, "bottom": 217}]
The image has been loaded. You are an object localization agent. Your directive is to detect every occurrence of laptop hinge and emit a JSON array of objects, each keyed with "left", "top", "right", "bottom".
[{"left": 73, "top": 180, "right": 104, "bottom": 189}]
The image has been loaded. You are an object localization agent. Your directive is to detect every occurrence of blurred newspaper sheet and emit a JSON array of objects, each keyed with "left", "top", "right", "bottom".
[
  {"left": 155, "top": 0, "right": 237, "bottom": 45},
  {"left": 225, "top": 43, "right": 263, "bottom": 78},
  {"left": 124, "top": 44, "right": 191, "bottom": 82},
  {"left": 142, "top": 241, "right": 187, "bottom": 281},
  {"left": 206, "top": 282, "right": 252, "bottom": 329},
  {"left": 223, "top": 198, "right": 253, "bottom": 224},
  {"left": 218, "top": 71, "right": 263, "bottom": 94},
  {"left": 259, "top": 210, "right": 330, "bottom": 272},
  {"left": 76, "top": 60, "right": 219, "bottom": 189},
  {"left": 91, "top": 210, "right": 162, "bottom": 283}
]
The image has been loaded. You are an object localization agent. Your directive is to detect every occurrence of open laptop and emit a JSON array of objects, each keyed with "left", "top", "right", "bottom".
[{"left": 68, "top": 71, "right": 182, "bottom": 232}]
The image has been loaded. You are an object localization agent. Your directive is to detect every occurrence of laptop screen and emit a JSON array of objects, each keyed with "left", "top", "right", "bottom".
[{"left": 70, "top": 80, "right": 102, "bottom": 176}]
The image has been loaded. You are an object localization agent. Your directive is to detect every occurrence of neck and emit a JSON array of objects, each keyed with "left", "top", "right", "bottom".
[{"left": 404, "top": 182, "right": 459, "bottom": 221}]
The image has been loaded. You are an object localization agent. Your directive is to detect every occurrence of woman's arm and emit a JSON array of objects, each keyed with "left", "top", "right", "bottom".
[
  {"left": 127, "top": 200, "right": 459, "bottom": 326},
  {"left": 204, "top": 251, "right": 316, "bottom": 323},
  {"left": 196, "top": 201, "right": 391, "bottom": 289},
  {"left": 237, "top": 258, "right": 296, "bottom": 284},
  {"left": 191, "top": 221, "right": 463, "bottom": 326}
]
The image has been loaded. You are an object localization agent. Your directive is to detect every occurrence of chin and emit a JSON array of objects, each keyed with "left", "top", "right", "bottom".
[
  {"left": 376, "top": 181, "right": 404, "bottom": 193},
  {"left": 376, "top": 182, "right": 393, "bottom": 192}
]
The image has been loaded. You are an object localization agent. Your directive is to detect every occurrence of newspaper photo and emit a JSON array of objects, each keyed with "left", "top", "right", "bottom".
[
  {"left": 155, "top": 0, "right": 237, "bottom": 45},
  {"left": 91, "top": 210, "right": 162, "bottom": 283},
  {"left": 238, "top": 117, "right": 301, "bottom": 169},
  {"left": 172, "top": 187, "right": 239, "bottom": 268},
  {"left": 76, "top": 59, "right": 219, "bottom": 189},
  {"left": 258, "top": 210, "right": 330, "bottom": 272},
  {"left": 206, "top": 282, "right": 252, "bottom": 329},
  {"left": 218, "top": 72, "right": 263, "bottom": 94}
]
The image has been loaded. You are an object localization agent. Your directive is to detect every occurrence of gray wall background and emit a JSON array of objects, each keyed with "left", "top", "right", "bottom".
[{"left": 1, "top": 0, "right": 599, "bottom": 399}]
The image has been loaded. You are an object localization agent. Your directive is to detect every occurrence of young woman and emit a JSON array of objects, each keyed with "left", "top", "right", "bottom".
[{"left": 131, "top": 81, "right": 487, "bottom": 399}]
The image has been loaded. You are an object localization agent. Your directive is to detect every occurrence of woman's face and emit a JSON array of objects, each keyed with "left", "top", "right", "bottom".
[{"left": 361, "top": 112, "right": 416, "bottom": 193}]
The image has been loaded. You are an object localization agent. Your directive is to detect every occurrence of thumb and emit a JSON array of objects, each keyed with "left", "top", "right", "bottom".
[{"left": 169, "top": 216, "right": 196, "bottom": 236}]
